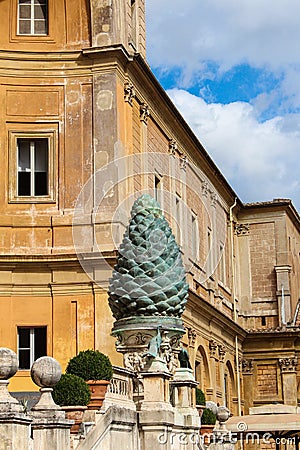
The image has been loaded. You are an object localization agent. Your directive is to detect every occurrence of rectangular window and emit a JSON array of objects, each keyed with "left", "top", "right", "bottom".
[
  {"left": 18, "top": 0, "right": 48, "bottom": 36},
  {"left": 18, "top": 327, "right": 47, "bottom": 370},
  {"left": 18, "top": 138, "right": 48, "bottom": 196},
  {"left": 9, "top": 130, "right": 55, "bottom": 203}
]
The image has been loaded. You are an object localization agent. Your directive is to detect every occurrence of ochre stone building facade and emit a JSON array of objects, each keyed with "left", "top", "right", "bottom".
[{"left": 0, "top": 0, "right": 299, "bottom": 416}]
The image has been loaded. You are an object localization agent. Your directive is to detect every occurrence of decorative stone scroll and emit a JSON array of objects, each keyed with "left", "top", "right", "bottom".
[
  {"left": 124, "top": 81, "right": 135, "bottom": 106},
  {"left": 218, "top": 344, "right": 226, "bottom": 363},
  {"left": 209, "top": 340, "right": 219, "bottom": 359},
  {"left": 140, "top": 103, "right": 150, "bottom": 123},
  {"left": 186, "top": 327, "right": 197, "bottom": 348},
  {"left": 168, "top": 139, "right": 177, "bottom": 157}
]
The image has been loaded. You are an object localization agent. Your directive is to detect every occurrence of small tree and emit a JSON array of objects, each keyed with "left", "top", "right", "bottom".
[
  {"left": 66, "top": 349, "right": 113, "bottom": 381},
  {"left": 202, "top": 408, "right": 217, "bottom": 425},
  {"left": 196, "top": 388, "right": 206, "bottom": 405},
  {"left": 52, "top": 373, "right": 91, "bottom": 406}
]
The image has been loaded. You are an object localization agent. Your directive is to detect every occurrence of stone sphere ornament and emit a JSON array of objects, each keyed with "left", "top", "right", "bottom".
[
  {"left": 0, "top": 347, "right": 18, "bottom": 380},
  {"left": 108, "top": 194, "right": 189, "bottom": 320},
  {"left": 31, "top": 356, "right": 62, "bottom": 388}
]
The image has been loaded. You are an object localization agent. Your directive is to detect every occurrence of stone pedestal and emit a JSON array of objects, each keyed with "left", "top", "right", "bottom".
[
  {"left": 30, "top": 357, "right": 73, "bottom": 450},
  {"left": 0, "top": 349, "right": 32, "bottom": 450},
  {"left": 139, "top": 361, "right": 174, "bottom": 450},
  {"left": 112, "top": 316, "right": 185, "bottom": 374}
]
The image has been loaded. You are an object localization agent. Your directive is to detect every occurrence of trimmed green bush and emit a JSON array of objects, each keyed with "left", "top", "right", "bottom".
[
  {"left": 66, "top": 349, "right": 113, "bottom": 381},
  {"left": 202, "top": 408, "right": 217, "bottom": 425},
  {"left": 196, "top": 388, "right": 206, "bottom": 405},
  {"left": 52, "top": 373, "right": 91, "bottom": 406}
]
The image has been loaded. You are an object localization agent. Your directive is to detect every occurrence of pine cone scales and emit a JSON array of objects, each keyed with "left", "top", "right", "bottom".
[{"left": 108, "top": 194, "right": 189, "bottom": 319}]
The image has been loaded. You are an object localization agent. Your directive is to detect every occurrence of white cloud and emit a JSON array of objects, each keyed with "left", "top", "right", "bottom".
[
  {"left": 147, "top": 0, "right": 300, "bottom": 72},
  {"left": 167, "top": 89, "right": 300, "bottom": 207}
]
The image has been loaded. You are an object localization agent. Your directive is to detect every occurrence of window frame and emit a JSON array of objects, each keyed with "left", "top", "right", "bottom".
[
  {"left": 9, "top": 129, "right": 56, "bottom": 203},
  {"left": 17, "top": 326, "right": 47, "bottom": 370},
  {"left": 10, "top": 0, "right": 54, "bottom": 43},
  {"left": 17, "top": 0, "right": 48, "bottom": 36}
]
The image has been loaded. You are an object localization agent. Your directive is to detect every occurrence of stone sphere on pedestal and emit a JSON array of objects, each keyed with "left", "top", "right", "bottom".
[
  {"left": 0, "top": 348, "right": 18, "bottom": 380},
  {"left": 31, "top": 356, "right": 62, "bottom": 388}
]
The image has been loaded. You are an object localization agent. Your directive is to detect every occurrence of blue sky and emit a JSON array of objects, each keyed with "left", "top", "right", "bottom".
[{"left": 146, "top": 0, "right": 300, "bottom": 211}]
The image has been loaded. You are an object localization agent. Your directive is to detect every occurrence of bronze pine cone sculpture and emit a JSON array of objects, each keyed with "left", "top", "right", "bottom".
[{"left": 108, "top": 194, "right": 189, "bottom": 319}]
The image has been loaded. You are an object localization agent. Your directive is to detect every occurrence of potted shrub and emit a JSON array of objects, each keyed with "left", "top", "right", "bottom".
[
  {"left": 200, "top": 407, "right": 217, "bottom": 445},
  {"left": 52, "top": 373, "right": 91, "bottom": 433},
  {"left": 195, "top": 388, "right": 206, "bottom": 417},
  {"left": 66, "top": 349, "right": 113, "bottom": 410}
]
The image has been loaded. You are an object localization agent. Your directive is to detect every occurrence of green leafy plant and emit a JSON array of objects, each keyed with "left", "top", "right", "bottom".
[
  {"left": 196, "top": 388, "right": 206, "bottom": 405},
  {"left": 202, "top": 408, "right": 217, "bottom": 425},
  {"left": 66, "top": 349, "right": 113, "bottom": 381},
  {"left": 52, "top": 373, "right": 91, "bottom": 406}
]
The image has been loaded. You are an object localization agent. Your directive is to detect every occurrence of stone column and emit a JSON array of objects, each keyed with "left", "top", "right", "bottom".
[
  {"left": 0, "top": 348, "right": 32, "bottom": 450},
  {"left": 279, "top": 357, "right": 297, "bottom": 406},
  {"left": 30, "top": 356, "right": 73, "bottom": 450}
]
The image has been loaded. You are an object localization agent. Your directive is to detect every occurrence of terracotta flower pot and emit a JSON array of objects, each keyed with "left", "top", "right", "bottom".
[
  {"left": 63, "top": 405, "right": 87, "bottom": 434},
  {"left": 86, "top": 380, "right": 110, "bottom": 410},
  {"left": 199, "top": 424, "right": 215, "bottom": 445}
]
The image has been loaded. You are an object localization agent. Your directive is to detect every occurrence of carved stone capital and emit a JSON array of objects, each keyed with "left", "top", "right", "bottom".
[
  {"left": 186, "top": 327, "right": 197, "bottom": 348},
  {"left": 242, "top": 358, "right": 254, "bottom": 375},
  {"left": 169, "top": 139, "right": 177, "bottom": 157},
  {"left": 140, "top": 103, "right": 150, "bottom": 123},
  {"left": 209, "top": 339, "right": 218, "bottom": 360},
  {"left": 218, "top": 344, "right": 226, "bottom": 363},
  {"left": 202, "top": 181, "right": 209, "bottom": 198},
  {"left": 179, "top": 154, "right": 188, "bottom": 171},
  {"left": 235, "top": 223, "right": 250, "bottom": 236},
  {"left": 279, "top": 357, "right": 297, "bottom": 373},
  {"left": 211, "top": 192, "right": 218, "bottom": 207},
  {"left": 124, "top": 82, "right": 135, "bottom": 106}
]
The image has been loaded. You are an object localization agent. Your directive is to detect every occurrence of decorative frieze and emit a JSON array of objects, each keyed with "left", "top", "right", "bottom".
[
  {"left": 242, "top": 358, "right": 254, "bottom": 375},
  {"left": 124, "top": 81, "right": 135, "bottom": 105},
  {"left": 279, "top": 357, "right": 297, "bottom": 373},
  {"left": 235, "top": 223, "right": 250, "bottom": 236},
  {"left": 140, "top": 103, "right": 150, "bottom": 123}
]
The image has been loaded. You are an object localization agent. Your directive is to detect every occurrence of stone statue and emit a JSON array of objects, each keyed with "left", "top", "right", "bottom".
[
  {"left": 178, "top": 347, "right": 192, "bottom": 369},
  {"left": 143, "top": 326, "right": 162, "bottom": 359},
  {"left": 108, "top": 194, "right": 189, "bottom": 320}
]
